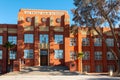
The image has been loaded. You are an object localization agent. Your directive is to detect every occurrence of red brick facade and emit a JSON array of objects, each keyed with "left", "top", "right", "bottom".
[{"left": 0, "top": 9, "right": 119, "bottom": 74}]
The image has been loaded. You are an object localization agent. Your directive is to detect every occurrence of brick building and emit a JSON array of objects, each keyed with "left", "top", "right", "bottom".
[{"left": 0, "top": 9, "right": 119, "bottom": 74}]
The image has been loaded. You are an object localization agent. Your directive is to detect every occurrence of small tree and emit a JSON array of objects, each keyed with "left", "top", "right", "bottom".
[
  {"left": 3, "top": 42, "right": 15, "bottom": 65},
  {"left": 77, "top": 52, "right": 84, "bottom": 59}
]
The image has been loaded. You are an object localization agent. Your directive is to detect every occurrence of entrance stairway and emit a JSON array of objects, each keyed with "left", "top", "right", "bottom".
[{"left": 3, "top": 66, "right": 80, "bottom": 76}]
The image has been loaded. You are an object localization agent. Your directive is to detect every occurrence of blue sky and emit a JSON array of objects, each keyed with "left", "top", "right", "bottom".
[{"left": 0, "top": 0, "right": 75, "bottom": 25}]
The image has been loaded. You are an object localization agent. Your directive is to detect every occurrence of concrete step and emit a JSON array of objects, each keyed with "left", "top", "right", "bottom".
[{"left": 21, "top": 66, "right": 69, "bottom": 72}]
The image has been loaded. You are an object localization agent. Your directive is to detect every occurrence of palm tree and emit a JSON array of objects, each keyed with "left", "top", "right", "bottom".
[{"left": 3, "top": 41, "right": 15, "bottom": 71}]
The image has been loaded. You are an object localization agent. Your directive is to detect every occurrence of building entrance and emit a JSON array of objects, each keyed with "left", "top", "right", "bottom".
[{"left": 40, "top": 50, "right": 48, "bottom": 66}]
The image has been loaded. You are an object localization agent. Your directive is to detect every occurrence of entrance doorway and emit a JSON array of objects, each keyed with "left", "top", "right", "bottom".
[{"left": 40, "top": 50, "right": 48, "bottom": 66}]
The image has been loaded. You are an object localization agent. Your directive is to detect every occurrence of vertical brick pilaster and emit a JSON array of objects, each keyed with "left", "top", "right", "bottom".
[
  {"left": 77, "top": 32, "right": 82, "bottom": 73},
  {"left": 90, "top": 34, "right": 95, "bottom": 72},
  {"left": 102, "top": 34, "right": 107, "bottom": 72},
  {"left": 17, "top": 24, "right": 24, "bottom": 66},
  {"left": 2, "top": 26, "right": 8, "bottom": 73},
  {"left": 64, "top": 26, "right": 70, "bottom": 66},
  {"left": 34, "top": 21, "right": 40, "bottom": 66},
  {"left": 49, "top": 26, "right": 54, "bottom": 66}
]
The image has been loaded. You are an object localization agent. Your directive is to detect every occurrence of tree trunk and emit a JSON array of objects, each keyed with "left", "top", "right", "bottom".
[
  {"left": 113, "top": 59, "right": 120, "bottom": 76},
  {"left": 7, "top": 48, "right": 10, "bottom": 72}
]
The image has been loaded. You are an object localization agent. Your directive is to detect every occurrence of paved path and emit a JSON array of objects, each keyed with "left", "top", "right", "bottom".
[
  {"left": 0, "top": 75, "right": 120, "bottom": 80},
  {"left": 0, "top": 66, "right": 120, "bottom": 80}
]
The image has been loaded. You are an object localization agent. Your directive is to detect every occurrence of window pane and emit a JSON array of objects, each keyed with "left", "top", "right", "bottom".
[
  {"left": 96, "top": 65, "right": 102, "bottom": 72},
  {"left": 40, "top": 34, "right": 48, "bottom": 43},
  {"left": 106, "top": 38, "right": 114, "bottom": 46},
  {"left": 107, "top": 51, "right": 115, "bottom": 60},
  {"left": 0, "top": 36, "right": 3, "bottom": 45},
  {"left": 82, "top": 38, "right": 89, "bottom": 46},
  {"left": 24, "top": 34, "right": 33, "bottom": 43},
  {"left": 54, "top": 35, "right": 63, "bottom": 44},
  {"left": 94, "top": 38, "right": 102, "bottom": 46},
  {"left": 10, "top": 51, "right": 16, "bottom": 59},
  {"left": 108, "top": 65, "right": 115, "bottom": 72},
  {"left": 54, "top": 50, "right": 63, "bottom": 59},
  {"left": 83, "top": 65, "right": 90, "bottom": 72},
  {"left": 0, "top": 50, "right": 2, "bottom": 59},
  {"left": 70, "top": 51, "right": 77, "bottom": 60},
  {"left": 70, "top": 38, "right": 76, "bottom": 46},
  {"left": 24, "top": 49, "right": 33, "bottom": 59},
  {"left": 83, "top": 51, "right": 90, "bottom": 60},
  {"left": 95, "top": 51, "right": 102, "bottom": 60},
  {"left": 8, "top": 36, "right": 17, "bottom": 44}
]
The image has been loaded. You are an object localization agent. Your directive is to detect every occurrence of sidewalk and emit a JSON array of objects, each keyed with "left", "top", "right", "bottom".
[{"left": 0, "top": 75, "right": 120, "bottom": 80}]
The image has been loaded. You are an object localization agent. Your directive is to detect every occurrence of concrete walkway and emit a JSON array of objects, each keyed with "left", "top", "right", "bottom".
[
  {"left": 0, "top": 75, "right": 120, "bottom": 80},
  {"left": 0, "top": 66, "right": 120, "bottom": 80}
]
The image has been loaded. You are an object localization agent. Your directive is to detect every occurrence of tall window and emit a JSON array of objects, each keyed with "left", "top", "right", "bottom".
[
  {"left": 95, "top": 51, "right": 102, "bottom": 60},
  {"left": 107, "top": 51, "right": 115, "bottom": 60},
  {"left": 82, "top": 38, "right": 89, "bottom": 46},
  {"left": 0, "top": 36, "right": 3, "bottom": 45},
  {"left": 70, "top": 51, "right": 77, "bottom": 60},
  {"left": 54, "top": 35, "right": 63, "bottom": 44},
  {"left": 83, "top": 65, "right": 90, "bottom": 72},
  {"left": 24, "top": 49, "right": 33, "bottom": 59},
  {"left": 83, "top": 51, "right": 90, "bottom": 60},
  {"left": 40, "top": 34, "right": 48, "bottom": 43},
  {"left": 106, "top": 38, "right": 114, "bottom": 46},
  {"left": 24, "top": 34, "right": 33, "bottom": 43},
  {"left": 0, "top": 50, "right": 2, "bottom": 59},
  {"left": 96, "top": 65, "right": 102, "bottom": 72},
  {"left": 54, "top": 50, "right": 63, "bottom": 59},
  {"left": 94, "top": 38, "right": 102, "bottom": 46},
  {"left": 10, "top": 51, "right": 16, "bottom": 59},
  {"left": 70, "top": 38, "right": 76, "bottom": 46},
  {"left": 8, "top": 36, "right": 17, "bottom": 44}
]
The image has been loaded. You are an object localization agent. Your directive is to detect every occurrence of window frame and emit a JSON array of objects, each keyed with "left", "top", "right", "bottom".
[
  {"left": 0, "top": 36, "right": 3, "bottom": 45},
  {"left": 106, "top": 38, "right": 114, "bottom": 47},
  {"left": 94, "top": 51, "right": 102, "bottom": 60},
  {"left": 54, "top": 49, "right": 63, "bottom": 59},
  {"left": 70, "top": 38, "right": 76, "bottom": 46},
  {"left": 94, "top": 38, "right": 102, "bottom": 46},
  {"left": 82, "top": 38, "right": 89, "bottom": 46},
  {"left": 54, "top": 34, "right": 63, "bottom": 44},
  {"left": 24, "top": 49, "right": 34, "bottom": 59},
  {"left": 9, "top": 50, "right": 16, "bottom": 60},
  {"left": 70, "top": 51, "right": 77, "bottom": 60},
  {"left": 108, "top": 65, "right": 115, "bottom": 72},
  {"left": 107, "top": 51, "right": 115, "bottom": 60},
  {"left": 0, "top": 50, "right": 2, "bottom": 59},
  {"left": 83, "top": 51, "right": 90, "bottom": 60},
  {"left": 8, "top": 36, "right": 17, "bottom": 45},
  {"left": 83, "top": 65, "right": 90, "bottom": 72},
  {"left": 40, "top": 34, "right": 49, "bottom": 43},
  {"left": 24, "top": 34, "right": 34, "bottom": 43},
  {"left": 96, "top": 65, "right": 102, "bottom": 72}
]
